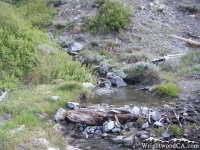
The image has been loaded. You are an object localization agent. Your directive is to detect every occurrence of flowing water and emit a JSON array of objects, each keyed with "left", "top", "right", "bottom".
[
  {"left": 73, "top": 87, "right": 174, "bottom": 150},
  {"left": 88, "top": 86, "right": 173, "bottom": 107}
]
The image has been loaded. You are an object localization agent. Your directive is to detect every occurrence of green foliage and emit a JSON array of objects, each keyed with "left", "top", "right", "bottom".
[
  {"left": 89, "top": 1, "right": 131, "bottom": 33},
  {"left": 179, "top": 50, "right": 200, "bottom": 75},
  {"left": 153, "top": 82, "right": 179, "bottom": 98},
  {"left": 93, "top": 0, "right": 106, "bottom": 6},
  {"left": 170, "top": 125, "right": 181, "bottom": 136},
  {"left": 14, "top": 0, "right": 55, "bottom": 29},
  {"left": 136, "top": 117, "right": 145, "bottom": 127},
  {"left": 59, "top": 82, "right": 84, "bottom": 91},
  {"left": 0, "top": 2, "right": 94, "bottom": 89},
  {"left": 123, "top": 62, "right": 159, "bottom": 75},
  {"left": 99, "top": 49, "right": 109, "bottom": 57},
  {"left": 155, "top": 127, "right": 165, "bottom": 134}
]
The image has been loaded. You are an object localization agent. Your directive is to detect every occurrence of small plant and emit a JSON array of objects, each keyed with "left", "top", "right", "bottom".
[
  {"left": 99, "top": 49, "right": 109, "bottom": 57},
  {"left": 170, "top": 125, "right": 181, "bottom": 136},
  {"left": 153, "top": 82, "right": 179, "bottom": 98},
  {"left": 136, "top": 117, "right": 145, "bottom": 127},
  {"left": 53, "top": 20, "right": 67, "bottom": 29},
  {"left": 88, "top": 44, "right": 93, "bottom": 50},
  {"left": 93, "top": 0, "right": 106, "bottom": 6},
  {"left": 89, "top": 1, "right": 131, "bottom": 33}
]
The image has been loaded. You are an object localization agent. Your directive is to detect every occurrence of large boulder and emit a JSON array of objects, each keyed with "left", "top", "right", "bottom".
[{"left": 109, "top": 76, "right": 127, "bottom": 87}]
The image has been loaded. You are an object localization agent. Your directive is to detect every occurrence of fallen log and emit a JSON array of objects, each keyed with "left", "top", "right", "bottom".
[
  {"left": 166, "top": 34, "right": 200, "bottom": 47},
  {"left": 64, "top": 109, "right": 138, "bottom": 126},
  {"left": 150, "top": 53, "right": 185, "bottom": 64}
]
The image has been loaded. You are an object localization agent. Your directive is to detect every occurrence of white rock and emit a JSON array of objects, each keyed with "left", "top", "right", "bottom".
[
  {"left": 142, "top": 122, "right": 149, "bottom": 129},
  {"left": 151, "top": 111, "right": 161, "bottom": 121},
  {"left": 10, "top": 125, "right": 25, "bottom": 134},
  {"left": 33, "top": 138, "right": 50, "bottom": 147},
  {"left": 154, "top": 121, "right": 163, "bottom": 127},
  {"left": 113, "top": 135, "right": 124, "bottom": 144},
  {"left": 103, "top": 121, "right": 115, "bottom": 132},
  {"left": 51, "top": 96, "right": 61, "bottom": 100},
  {"left": 131, "top": 106, "right": 140, "bottom": 116},
  {"left": 53, "top": 108, "right": 67, "bottom": 121},
  {"left": 67, "top": 102, "right": 79, "bottom": 109},
  {"left": 82, "top": 82, "right": 95, "bottom": 89},
  {"left": 122, "top": 136, "right": 133, "bottom": 146}
]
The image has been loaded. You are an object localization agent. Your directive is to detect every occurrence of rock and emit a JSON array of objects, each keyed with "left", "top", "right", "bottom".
[
  {"left": 142, "top": 122, "right": 149, "bottom": 129},
  {"left": 112, "top": 128, "right": 121, "bottom": 133},
  {"left": 94, "top": 88, "right": 118, "bottom": 96},
  {"left": 53, "top": 108, "right": 67, "bottom": 121},
  {"left": 85, "top": 126, "right": 97, "bottom": 134},
  {"left": 51, "top": 96, "right": 61, "bottom": 100},
  {"left": 10, "top": 125, "right": 25, "bottom": 134},
  {"left": 103, "top": 121, "right": 115, "bottom": 132},
  {"left": 162, "top": 132, "right": 170, "bottom": 138},
  {"left": 158, "top": 4, "right": 165, "bottom": 12},
  {"left": 141, "top": 107, "right": 149, "bottom": 116},
  {"left": 113, "top": 136, "right": 124, "bottom": 144},
  {"left": 68, "top": 42, "right": 84, "bottom": 53},
  {"left": 151, "top": 111, "right": 161, "bottom": 121},
  {"left": 33, "top": 138, "right": 50, "bottom": 148},
  {"left": 183, "top": 113, "right": 188, "bottom": 116},
  {"left": 101, "top": 133, "right": 108, "bottom": 137},
  {"left": 122, "top": 136, "right": 133, "bottom": 146},
  {"left": 82, "top": 82, "right": 95, "bottom": 89},
  {"left": 66, "top": 145, "right": 82, "bottom": 150},
  {"left": 136, "top": 130, "right": 147, "bottom": 136},
  {"left": 131, "top": 106, "right": 140, "bottom": 116},
  {"left": 140, "top": 134, "right": 149, "bottom": 140},
  {"left": 67, "top": 102, "right": 79, "bottom": 109},
  {"left": 106, "top": 72, "right": 114, "bottom": 78},
  {"left": 154, "top": 121, "right": 163, "bottom": 127},
  {"left": 109, "top": 76, "right": 127, "bottom": 87},
  {"left": 0, "top": 113, "right": 11, "bottom": 125}
]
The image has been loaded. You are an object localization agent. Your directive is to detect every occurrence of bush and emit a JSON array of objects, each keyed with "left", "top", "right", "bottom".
[
  {"left": 14, "top": 0, "right": 55, "bottom": 29},
  {"left": 170, "top": 125, "right": 181, "bottom": 136},
  {"left": 99, "top": 49, "right": 109, "bottom": 57},
  {"left": 179, "top": 50, "right": 200, "bottom": 75},
  {"left": 89, "top": 1, "right": 131, "bottom": 33},
  {"left": 0, "top": 2, "right": 94, "bottom": 89},
  {"left": 124, "top": 62, "right": 159, "bottom": 75},
  {"left": 93, "top": 0, "right": 106, "bottom": 6},
  {"left": 153, "top": 82, "right": 179, "bottom": 98}
]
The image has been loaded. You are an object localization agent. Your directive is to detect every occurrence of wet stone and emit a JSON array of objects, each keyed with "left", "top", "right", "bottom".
[
  {"left": 151, "top": 111, "right": 161, "bottom": 121},
  {"left": 142, "top": 122, "right": 149, "bottom": 129},
  {"left": 113, "top": 136, "right": 124, "bottom": 144},
  {"left": 162, "top": 132, "right": 170, "bottom": 138},
  {"left": 140, "top": 134, "right": 149, "bottom": 140},
  {"left": 136, "top": 130, "right": 148, "bottom": 136},
  {"left": 122, "top": 136, "right": 133, "bottom": 147}
]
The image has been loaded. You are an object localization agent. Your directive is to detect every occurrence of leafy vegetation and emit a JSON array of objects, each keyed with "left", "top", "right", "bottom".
[
  {"left": 0, "top": 83, "right": 91, "bottom": 149},
  {"left": 93, "top": 0, "right": 106, "bottom": 6},
  {"left": 170, "top": 125, "right": 181, "bottom": 136},
  {"left": 153, "top": 82, "right": 179, "bottom": 98},
  {"left": 179, "top": 50, "right": 200, "bottom": 75},
  {"left": 0, "top": 1, "right": 94, "bottom": 90},
  {"left": 89, "top": 1, "right": 131, "bottom": 33}
]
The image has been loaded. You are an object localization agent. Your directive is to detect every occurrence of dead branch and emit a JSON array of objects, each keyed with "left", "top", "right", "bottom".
[
  {"left": 166, "top": 34, "right": 200, "bottom": 47},
  {"left": 186, "top": 32, "right": 200, "bottom": 39},
  {"left": 150, "top": 53, "right": 185, "bottom": 64}
]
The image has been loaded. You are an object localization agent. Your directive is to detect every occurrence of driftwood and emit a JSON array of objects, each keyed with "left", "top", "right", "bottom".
[
  {"left": 166, "top": 34, "right": 200, "bottom": 47},
  {"left": 187, "top": 32, "right": 200, "bottom": 39},
  {"left": 64, "top": 109, "right": 138, "bottom": 126},
  {"left": 150, "top": 53, "right": 185, "bottom": 64}
]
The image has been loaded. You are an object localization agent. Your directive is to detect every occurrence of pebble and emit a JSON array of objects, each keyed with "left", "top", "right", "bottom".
[
  {"left": 142, "top": 122, "right": 149, "bottom": 129},
  {"left": 113, "top": 136, "right": 124, "bottom": 144}
]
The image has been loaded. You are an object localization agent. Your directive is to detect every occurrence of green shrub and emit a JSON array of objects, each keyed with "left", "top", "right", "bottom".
[
  {"left": 153, "top": 82, "right": 179, "bottom": 98},
  {"left": 0, "top": 2, "right": 94, "bottom": 89},
  {"left": 14, "top": 0, "right": 55, "bottom": 29},
  {"left": 179, "top": 50, "right": 200, "bottom": 75},
  {"left": 99, "top": 49, "right": 109, "bottom": 57},
  {"left": 123, "top": 62, "right": 159, "bottom": 75},
  {"left": 89, "top": 1, "right": 131, "bottom": 33},
  {"left": 170, "top": 125, "right": 181, "bottom": 136},
  {"left": 93, "top": 0, "right": 106, "bottom": 6}
]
